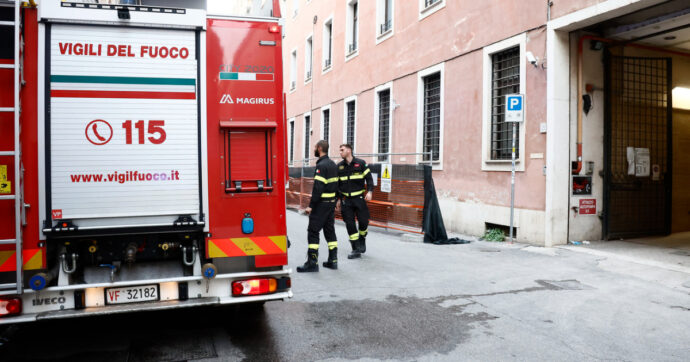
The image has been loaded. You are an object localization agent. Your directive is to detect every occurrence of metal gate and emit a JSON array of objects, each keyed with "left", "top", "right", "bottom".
[{"left": 604, "top": 54, "right": 672, "bottom": 239}]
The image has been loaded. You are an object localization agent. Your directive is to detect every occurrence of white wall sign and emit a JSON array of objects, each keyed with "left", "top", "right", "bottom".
[{"left": 380, "top": 163, "right": 392, "bottom": 193}]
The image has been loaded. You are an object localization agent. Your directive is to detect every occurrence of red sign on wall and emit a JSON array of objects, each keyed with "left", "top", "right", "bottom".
[{"left": 579, "top": 199, "right": 596, "bottom": 215}]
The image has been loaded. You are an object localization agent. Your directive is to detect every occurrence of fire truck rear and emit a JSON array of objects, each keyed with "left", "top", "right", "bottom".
[{"left": 0, "top": 0, "right": 291, "bottom": 323}]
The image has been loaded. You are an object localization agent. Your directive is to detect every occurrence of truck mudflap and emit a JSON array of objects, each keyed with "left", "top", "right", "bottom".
[{"left": 0, "top": 269, "right": 292, "bottom": 324}]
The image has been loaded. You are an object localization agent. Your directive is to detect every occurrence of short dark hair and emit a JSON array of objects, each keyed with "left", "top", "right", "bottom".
[
  {"left": 339, "top": 143, "right": 353, "bottom": 151},
  {"left": 316, "top": 140, "right": 329, "bottom": 154}
]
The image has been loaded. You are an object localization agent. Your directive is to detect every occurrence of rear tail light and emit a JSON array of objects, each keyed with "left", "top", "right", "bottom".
[
  {"left": 268, "top": 24, "right": 280, "bottom": 33},
  {"left": 232, "top": 278, "right": 277, "bottom": 296},
  {"left": 0, "top": 296, "right": 22, "bottom": 317}
]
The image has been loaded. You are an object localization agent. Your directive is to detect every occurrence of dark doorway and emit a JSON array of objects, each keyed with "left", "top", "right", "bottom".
[{"left": 604, "top": 54, "right": 672, "bottom": 239}]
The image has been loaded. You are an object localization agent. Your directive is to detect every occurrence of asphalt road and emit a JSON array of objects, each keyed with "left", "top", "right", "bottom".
[{"left": 1, "top": 210, "right": 689, "bottom": 361}]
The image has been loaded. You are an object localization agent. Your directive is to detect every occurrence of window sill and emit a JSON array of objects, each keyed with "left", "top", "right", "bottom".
[
  {"left": 322, "top": 65, "right": 332, "bottom": 74},
  {"left": 304, "top": 77, "right": 312, "bottom": 85},
  {"left": 377, "top": 28, "right": 393, "bottom": 44},
  {"left": 482, "top": 159, "right": 525, "bottom": 172},
  {"left": 345, "top": 50, "right": 358, "bottom": 62},
  {"left": 419, "top": 0, "right": 445, "bottom": 20}
]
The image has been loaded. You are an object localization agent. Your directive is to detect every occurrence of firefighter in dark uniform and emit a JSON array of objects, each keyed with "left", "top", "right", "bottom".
[
  {"left": 337, "top": 144, "right": 374, "bottom": 259},
  {"left": 297, "top": 140, "right": 339, "bottom": 273}
]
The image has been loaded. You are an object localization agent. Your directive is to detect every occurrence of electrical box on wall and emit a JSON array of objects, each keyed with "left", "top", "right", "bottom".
[{"left": 573, "top": 176, "right": 592, "bottom": 195}]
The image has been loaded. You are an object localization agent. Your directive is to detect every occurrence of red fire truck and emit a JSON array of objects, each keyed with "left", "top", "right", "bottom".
[{"left": 0, "top": 0, "right": 290, "bottom": 323}]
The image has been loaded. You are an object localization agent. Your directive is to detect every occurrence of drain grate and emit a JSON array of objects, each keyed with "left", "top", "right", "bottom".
[
  {"left": 128, "top": 332, "right": 217, "bottom": 362},
  {"left": 536, "top": 280, "right": 594, "bottom": 291}
]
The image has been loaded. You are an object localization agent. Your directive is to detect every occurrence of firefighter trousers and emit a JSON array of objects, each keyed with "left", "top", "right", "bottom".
[
  {"left": 341, "top": 196, "right": 369, "bottom": 242},
  {"left": 307, "top": 200, "right": 338, "bottom": 251}
]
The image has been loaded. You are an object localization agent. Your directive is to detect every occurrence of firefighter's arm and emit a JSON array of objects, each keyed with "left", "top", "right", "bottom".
[
  {"left": 363, "top": 162, "right": 374, "bottom": 192},
  {"left": 310, "top": 166, "right": 326, "bottom": 208}
]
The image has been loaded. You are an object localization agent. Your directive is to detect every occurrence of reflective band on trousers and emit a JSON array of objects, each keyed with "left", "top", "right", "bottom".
[
  {"left": 321, "top": 192, "right": 336, "bottom": 198},
  {"left": 308, "top": 244, "right": 319, "bottom": 250},
  {"left": 359, "top": 229, "right": 368, "bottom": 236},
  {"left": 315, "top": 175, "right": 338, "bottom": 184},
  {"left": 349, "top": 233, "right": 359, "bottom": 241},
  {"left": 342, "top": 189, "right": 366, "bottom": 197},
  {"left": 328, "top": 241, "right": 338, "bottom": 250}
]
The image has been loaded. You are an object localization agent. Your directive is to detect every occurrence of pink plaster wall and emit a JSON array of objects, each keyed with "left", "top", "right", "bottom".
[{"left": 284, "top": 0, "right": 556, "bottom": 211}]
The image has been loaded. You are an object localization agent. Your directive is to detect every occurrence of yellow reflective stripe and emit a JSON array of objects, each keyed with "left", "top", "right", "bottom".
[
  {"left": 349, "top": 174, "right": 364, "bottom": 180},
  {"left": 339, "top": 176, "right": 349, "bottom": 181},
  {"left": 308, "top": 244, "right": 320, "bottom": 250},
  {"left": 322, "top": 193, "right": 336, "bottom": 198},
  {"left": 351, "top": 189, "right": 365, "bottom": 196},
  {"left": 359, "top": 229, "right": 368, "bottom": 235},
  {"left": 349, "top": 233, "right": 360, "bottom": 241},
  {"left": 363, "top": 168, "right": 370, "bottom": 176},
  {"left": 315, "top": 175, "right": 338, "bottom": 184},
  {"left": 328, "top": 241, "right": 338, "bottom": 250}
]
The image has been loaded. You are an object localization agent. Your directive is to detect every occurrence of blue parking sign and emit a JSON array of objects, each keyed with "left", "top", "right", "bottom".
[{"left": 505, "top": 94, "right": 524, "bottom": 122}]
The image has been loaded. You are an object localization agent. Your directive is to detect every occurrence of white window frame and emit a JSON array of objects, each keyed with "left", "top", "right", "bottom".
[
  {"left": 289, "top": 48, "right": 297, "bottom": 93},
  {"left": 416, "top": 62, "right": 444, "bottom": 170},
  {"left": 481, "top": 33, "right": 527, "bottom": 172},
  {"left": 320, "top": 104, "right": 332, "bottom": 146},
  {"left": 376, "top": 0, "right": 395, "bottom": 45},
  {"left": 342, "top": 95, "right": 358, "bottom": 149},
  {"left": 345, "top": 0, "right": 359, "bottom": 61},
  {"left": 304, "top": 34, "right": 313, "bottom": 84},
  {"left": 373, "top": 82, "right": 393, "bottom": 161},
  {"left": 322, "top": 16, "right": 334, "bottom": 74},
  {"left": 293, "top": 0, "right": 299, "bottom": 18},
  {"left": 288, "top": 117, "right": 296, "bottom": 166},
  {"left": 303, "top": 111, "right": 312, "bottom": 164},
  {"left": 419, "top": 0, "right": 445, "bottom": 21}
]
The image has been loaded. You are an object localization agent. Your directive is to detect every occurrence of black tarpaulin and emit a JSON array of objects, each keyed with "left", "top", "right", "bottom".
[{"left": 422, "top": 165, "right": 470, "bottom": 245}]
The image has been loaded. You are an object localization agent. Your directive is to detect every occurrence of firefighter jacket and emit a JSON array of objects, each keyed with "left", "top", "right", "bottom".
[
  {"left": 337, "top": 157, "right": 374, "bottom": 198},
  {"left": 309, "top": 155, "right": 339, "bottom": 208}
]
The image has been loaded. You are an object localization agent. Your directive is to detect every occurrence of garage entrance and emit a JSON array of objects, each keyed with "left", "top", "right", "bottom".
[
  {"left": 604, "top": 54, "right": 672, "bottom": 239},
  {"left": 567, "top": 0, "right": 690, "bottom": 245}
]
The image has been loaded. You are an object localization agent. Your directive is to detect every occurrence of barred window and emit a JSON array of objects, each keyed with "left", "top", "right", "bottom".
[
  {"left": 378, "top": 89, "right": 391, "bottom": 162},
  {"left": 304, "top": 115, "right": 311, "bottom": 161},
  {"left": 322, "top": 109, "right": 330, "bottom": 143},
  {"left": 423, "top": 73, "right": 441, "bottom": 162},
  {"left": 490, "top": 46, "right": 520, "bottom": 160},
  {"left": 289, "top": 120, "right": 295, "bottom": 163},
  {"left": 346, "top": 101, "right": 356, "bottom": 147}
]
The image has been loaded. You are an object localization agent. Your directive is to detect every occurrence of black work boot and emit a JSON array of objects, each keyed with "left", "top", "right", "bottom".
[
  {"left": 323, "top": 248, "right": 338, "bottom": 270},
  {"left": 347, "top": 240, "right": 361, "bottom": 259},
  {"left": 297, "top": 249, "right": 319, "bottom": 272},
  {"left": 358, "top": 234, "right": 367, "bottom": 254}
]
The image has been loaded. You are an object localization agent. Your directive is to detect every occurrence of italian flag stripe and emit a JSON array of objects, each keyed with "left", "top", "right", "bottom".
[
  {"left": 219, "top": 72, "right": 274, "bottom": 81},
  {"left": 51, "top": 75, "right": 196, "bottom": 86},
  {"left": 51, "top": 90, "right": 196, "bottom": 100}
]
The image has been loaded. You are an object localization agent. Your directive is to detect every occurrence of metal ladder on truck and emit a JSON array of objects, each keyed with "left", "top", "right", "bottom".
[{"left": 0, "top": 0, "right": 24, "bottom": 296}]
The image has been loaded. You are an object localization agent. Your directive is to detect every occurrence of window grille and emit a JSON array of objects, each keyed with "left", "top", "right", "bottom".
[
  {"left": 378, "top": 89, "right": 391, "bottom": 162},
  {"left": 289, "top": 121, "right": 295, "bottom": 163},
  {"left": 346, "top": 101, "right": 356, "bottom": 147},
  {"left": 490, "top": 46, "right": 520, "bottom": 160},
  {"left": 423, "top": 73, "right": 441, "bottom": 162},
  {"left": 304, "top": 115, "right": 311, "bottom": 162},
  {"left": 323, "top": 109, "right": 330, "bottom": 142}
]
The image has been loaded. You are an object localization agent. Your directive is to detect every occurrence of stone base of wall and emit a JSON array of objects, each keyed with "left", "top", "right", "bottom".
[{"left": 438, "top": 197, "right": 551, "bottom": 246}]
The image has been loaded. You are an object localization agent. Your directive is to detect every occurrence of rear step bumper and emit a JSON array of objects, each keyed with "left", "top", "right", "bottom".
[{"left": 0, "top": 269, "right": 292, "bottom": 324}]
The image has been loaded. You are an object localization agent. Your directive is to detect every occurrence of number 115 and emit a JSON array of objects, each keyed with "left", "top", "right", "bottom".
[{"left": 122, "top": 120, "right": 166, "bottom": 144}]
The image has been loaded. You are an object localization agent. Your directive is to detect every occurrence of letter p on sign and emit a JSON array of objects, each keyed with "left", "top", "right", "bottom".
[{"left": 505, "top": 94, "right": 524, "bottom": 123}]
